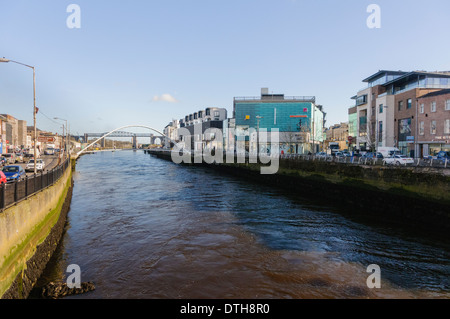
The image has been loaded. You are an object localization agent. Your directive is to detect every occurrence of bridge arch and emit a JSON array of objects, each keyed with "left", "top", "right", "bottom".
[{"left": 76, "top": 125, "right": 175, "bottom": 158}]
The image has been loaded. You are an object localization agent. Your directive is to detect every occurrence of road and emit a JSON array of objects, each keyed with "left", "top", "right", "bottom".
[{"left": 15, "top": 155, "right": 61, "bottom": 176}]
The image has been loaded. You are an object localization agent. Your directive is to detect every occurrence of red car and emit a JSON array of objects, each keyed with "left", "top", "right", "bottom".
[{"left": 0, "top": 171, "right": 7, "bottom": 185}]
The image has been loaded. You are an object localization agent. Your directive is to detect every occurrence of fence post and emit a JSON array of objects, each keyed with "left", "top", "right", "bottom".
[
  {"left": 1, "top": 184, "right": 5, "bottom": 210},
  {"left": 14, "top": 180, "right": 18, "bottom": 203},
  {"left": 25, "top": 175, "right": 28, "bottom": 197}
]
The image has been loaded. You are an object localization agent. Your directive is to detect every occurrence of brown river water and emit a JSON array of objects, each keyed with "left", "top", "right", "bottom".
[{"left": 32, "top": 151, "right": 449, "bottom": 299}]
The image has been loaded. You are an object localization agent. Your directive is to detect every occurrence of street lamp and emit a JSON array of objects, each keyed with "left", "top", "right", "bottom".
[
  {"left": 54, "top": 117, "right": 68, "bottom": 158},
  {"left": 0, "top": 57, "right": 38, "bottom": 174},
  {"left": 256, "top": 116, "right": 263, "bottom": 155}
]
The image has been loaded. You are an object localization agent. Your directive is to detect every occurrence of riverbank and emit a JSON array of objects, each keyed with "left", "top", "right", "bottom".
[{"left": 147, "top": 150, "right": 450, "bottom": 238}]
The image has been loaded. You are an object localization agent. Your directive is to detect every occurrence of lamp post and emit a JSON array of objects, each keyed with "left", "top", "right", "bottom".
[
  {"left": 256, "top": 116, "right": 263, "bottom": 155},
  {"left": 54, "top": 117, "right": 68, "bottom": 159},
  {"left": 0, "top": 57, "right": 38, "bottom": 174}
]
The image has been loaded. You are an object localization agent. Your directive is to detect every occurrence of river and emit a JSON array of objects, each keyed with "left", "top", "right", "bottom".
[{"left": 32, "top": 150, "right": 449, "bottom": 298}]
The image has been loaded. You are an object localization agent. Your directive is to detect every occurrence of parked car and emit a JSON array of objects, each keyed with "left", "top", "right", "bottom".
[
  {"left": 436, "top": 151, "right": 450, "bottom": 160},
  {"left": 378, "top": 147, "right": 401, "bottom": 158},
  {"left": 24, "top": 153, "right": 34, "bottom": 159},
  {"left": 15, "top": 152, "right": 24, "bottom": 163},
  {"left": 3, "top": 153, "right": 16, "bottom": 164},
  {"left": 2, "top": 165, "right": 26, "bottom": 182},
  {"left": 44, "top": 148, "right": 55, "bottom": 155},
  {"left": 25, "top": 159, "right": 45, "bottom": 172},
  {"left": 335, "top": 151, "right": 351, "bottom": 158},
  {"left": 316, "top": 152, "right": 328, "bottom": 158},
  {"left": 0, "top": 171, "right": 7, "bottom": 185},
  {"left": 383, "top": 155, "right": 414, "bottom": 166}
]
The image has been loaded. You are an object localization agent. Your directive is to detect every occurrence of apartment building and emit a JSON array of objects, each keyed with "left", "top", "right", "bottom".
[
  {"left": 233, "top": 88, "right": 325, "bottom": 154},
  {"left": 416, "top": 89, "right": 450, "bottom": 156},
  {"left": 177, "top": 107, "right": 228, "bottom": 152},
  {"left": 351, "top": 70, "right": 450, "bottom": 156},
  {"left": 0, "top": 114, "right": 27, "bottom": 152}
]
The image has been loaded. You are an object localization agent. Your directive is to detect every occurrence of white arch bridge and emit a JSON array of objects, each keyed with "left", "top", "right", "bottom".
[{"left": 76, "top": 125, "right": 174, "bottom": 158}]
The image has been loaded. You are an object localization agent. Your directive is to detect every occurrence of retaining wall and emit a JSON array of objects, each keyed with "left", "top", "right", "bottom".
[{"left": 0, "top": 165, "right": 73, "bottom": 299}]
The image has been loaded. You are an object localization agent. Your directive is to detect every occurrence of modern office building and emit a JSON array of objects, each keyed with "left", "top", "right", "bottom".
[
  {"left": 351, "top": 70, "right": 450, "bottom": 156},
  {"left": 233, "top": 88, "right": 325, "bottom": 154}
]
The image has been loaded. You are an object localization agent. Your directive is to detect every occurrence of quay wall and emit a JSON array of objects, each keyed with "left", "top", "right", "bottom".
[
  {"left": 146, "top": 150, "right": 450, "bottom": 237},
  {"left": 0, "top": 165, "right": 73, "bottom": 299}
]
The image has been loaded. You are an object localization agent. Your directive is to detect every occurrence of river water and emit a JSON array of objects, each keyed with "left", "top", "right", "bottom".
[{"left": 33, "top": 150, "right": 449, "bottom": 298}]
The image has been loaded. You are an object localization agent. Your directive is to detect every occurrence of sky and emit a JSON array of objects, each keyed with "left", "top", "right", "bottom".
[{"left": 1, "top": 0, "right": 450, "bottom": 140}]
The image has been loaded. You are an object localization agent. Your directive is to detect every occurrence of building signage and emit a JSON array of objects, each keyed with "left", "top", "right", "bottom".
[{"left": 38, "top": 136, "right": 56, "bottom": 143}]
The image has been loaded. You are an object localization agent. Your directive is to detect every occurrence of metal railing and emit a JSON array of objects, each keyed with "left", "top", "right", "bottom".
[
  {"left": 0, "top": 158, "right": 71, "bottom": 212},
  {"left": 278, "top": 154, "right": 450, "bottom": 169},
  {"left": 145, "top": 149, "right": 449, "bottom": 169}
]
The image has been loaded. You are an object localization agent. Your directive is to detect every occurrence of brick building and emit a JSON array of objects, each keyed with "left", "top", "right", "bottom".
[{"left": 416, "top": 89, "right": 450, "bottom": 157}]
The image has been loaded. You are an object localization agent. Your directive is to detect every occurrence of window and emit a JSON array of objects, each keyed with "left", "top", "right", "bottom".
[
  {"left": 214, "top": 111, "right": 220, "bottom": 117},
  {"left": 431, "top": 101, "right": 436, "bottom": 112},
  {"left": 379, "top": 104, "right": 384, "bottom": 113},
  {"left": 398, "top": 101, "right": 403, "bottom": 111},
  {"left": 445, "top": 119, "right": 450, "bottom": 134},
  {"left": 430, "top": 120, "right": 437, "bottom": 135},
  {"left": 420, "top": 103, "right": 424, "bottom": 114},
  {"left": 378, "top": 121, "right": 383, "bottom": 142},
  {"left": 446, "top": 100, "right": 450, "bottom": 111},
  {"left": 407, "top": 99, "right": 412, "bottom": 109},
  {"left": 419, "top": 121, "right": 425, "bottom": 135}
]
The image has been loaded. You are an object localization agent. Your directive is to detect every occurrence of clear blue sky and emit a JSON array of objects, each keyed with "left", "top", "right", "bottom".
[{"left": 1, "top": 0, "right": 450, "bottom": 138}]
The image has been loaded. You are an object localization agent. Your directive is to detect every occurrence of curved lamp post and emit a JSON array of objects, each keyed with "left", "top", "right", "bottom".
[{"left": 0, "top": 57, "right": 38, "bottom": 174}]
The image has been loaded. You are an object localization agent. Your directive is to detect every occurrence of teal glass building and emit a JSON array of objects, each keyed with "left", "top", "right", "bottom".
[{"left": 233, "top": 89, "right": 325, "bottom": 154}]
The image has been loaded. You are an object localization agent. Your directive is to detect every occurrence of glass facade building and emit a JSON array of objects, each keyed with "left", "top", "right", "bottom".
[{"left": 233, "top": 91, "right": 325, "bottom": 154}]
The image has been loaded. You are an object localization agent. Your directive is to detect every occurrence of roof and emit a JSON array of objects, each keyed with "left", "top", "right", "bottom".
[
  {"left": 382, "top": 71, "right": 450, "bottom": 87},
  {"left": 419, "top": 89, "right": 450, "bottom": 99},
  {"left": 362, "top": 70, "right": 407, "bottom": 83}
]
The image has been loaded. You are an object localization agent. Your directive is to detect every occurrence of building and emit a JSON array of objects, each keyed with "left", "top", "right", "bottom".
[
  {"left": 416, "top": 89, "right": 450, "bottom": 157},
  {"left": 177, "top": 107, "right": 228, "bottom": 152},
  {"left": 325, "top": 122, "right": 349, "bottom": 151},
  {"left": 163, "top": 120, "right": 179, "bottom": 148},
  {"left": 0, "top": 114, "right": 27, "bottom": 152},
  {"left": 347, "top": 107, "right": 358, "bottom": 150},
  {"left": 350, "top": 70, "right": 450, "bottom": 156},
  {"left": 233, "top": 88, "right": 325, "bottom": 154}
]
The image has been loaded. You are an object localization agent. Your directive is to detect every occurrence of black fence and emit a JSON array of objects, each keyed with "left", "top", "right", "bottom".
[{"left": 0, "top": 158, "right": 71, "bottom": 212}]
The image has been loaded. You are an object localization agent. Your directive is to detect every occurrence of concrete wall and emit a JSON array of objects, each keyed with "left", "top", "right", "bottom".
[{"left": 0, "top": 164, "right": 72, "bottom": 299}]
